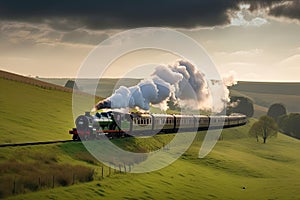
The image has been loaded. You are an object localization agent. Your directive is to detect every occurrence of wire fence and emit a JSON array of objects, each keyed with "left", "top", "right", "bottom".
[{"left": 0, "top": 164, "right": 134, "bottom": 199}]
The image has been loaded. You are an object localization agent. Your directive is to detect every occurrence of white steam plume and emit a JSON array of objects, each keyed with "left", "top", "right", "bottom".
[{"left": 95, "top": 60, "right": 235, "bottom": 112}]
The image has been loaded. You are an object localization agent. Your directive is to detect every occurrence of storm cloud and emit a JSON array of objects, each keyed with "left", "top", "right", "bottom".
[
  {"left": 269, "top": 0, "right": 300, "bottom": 21},
  {"left": 0, "top": 0, "right": 295, "bottom": 30}
]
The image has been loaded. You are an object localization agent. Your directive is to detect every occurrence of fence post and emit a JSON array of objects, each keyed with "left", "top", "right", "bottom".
[
  {"left": 119, "top": 164, "right": 121, "bottom": 173},
  {"left": 12, "top": 179, "right": 16, "bottom": 195},
  {"left": 72, "top": 173, "right": 75, "bottom": 185},
  {"left": 52, "top": 175, "right": 55, "bottom": 188},
  {"left": 123, "top": 163, "right": 126, "bottom": 173},
  {"left": 109, "top": 166, "right": 111, "bottom": 176},
  {"left": 38, "top": 177, "right": 41, "bottom": 189},
  {"left": 101, "top": 166, "right": 104, "bottom": 178}
]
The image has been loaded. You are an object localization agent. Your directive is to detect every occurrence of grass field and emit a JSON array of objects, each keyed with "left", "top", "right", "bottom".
[
  {"left": 0, "top": 78, "right": 73, "bottom": 143},
  {"left": 1, "top": 72, "right": 300, "bottom": 199},
  {"left": 3, "top": 126, "right": 300, "bottom": 200}
]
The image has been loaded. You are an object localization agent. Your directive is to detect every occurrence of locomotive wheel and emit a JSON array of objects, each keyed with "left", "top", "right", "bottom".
[{"left": 72, "top": 134, "right": 80, "bottom": 141}]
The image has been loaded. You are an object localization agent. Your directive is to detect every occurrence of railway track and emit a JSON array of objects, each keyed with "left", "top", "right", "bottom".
[{"left": 0, "top": 140, "right": 75, "bottom": 148}]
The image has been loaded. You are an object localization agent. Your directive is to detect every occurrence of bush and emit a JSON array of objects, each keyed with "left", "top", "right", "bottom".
[{"left": 0, "top": 160, "right": 95, "bottom": 197}]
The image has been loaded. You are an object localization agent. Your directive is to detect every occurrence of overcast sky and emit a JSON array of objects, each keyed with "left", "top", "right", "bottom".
[{"left": 0, "top": 0, "right": 299, "bottom": 81}]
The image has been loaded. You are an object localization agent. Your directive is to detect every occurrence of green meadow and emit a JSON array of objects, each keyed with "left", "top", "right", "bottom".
[
  {"left": 3, "top": 127, "right": 300, "bottom": 200},
  {"left": 1, "top": 76, "right": 300, "bottom": 199},
  {"left": 0, "top": 78, "right": 73, "bottom": 143}
]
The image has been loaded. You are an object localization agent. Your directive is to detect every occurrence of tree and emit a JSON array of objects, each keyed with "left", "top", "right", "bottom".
[
  {"left": 278, "top": 114, "right": 289, "bottom": 134},
  {"left": 249, "top": 121, "right": 261, "bottom": 142},
  {"left": 227, "top": 96, "right": 254, "bottom": 117},
  {"left": 278, "top": 113, "right": 300, "bottom": 139},
  {"left": 249, "top": 115, "right": 278, "bottom": 143},
  {"left": 267, "top": 103, "right": 287, "bottom": 122},
  {"left": 65, "top": 80, "right": 78, "bottom": 90}
]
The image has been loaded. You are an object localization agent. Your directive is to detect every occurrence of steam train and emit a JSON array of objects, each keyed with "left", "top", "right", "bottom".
[{"left": 69, "top": 110, "right": 247, "bottom": 141}]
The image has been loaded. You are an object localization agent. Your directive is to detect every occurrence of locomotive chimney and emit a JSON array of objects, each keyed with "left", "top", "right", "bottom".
[{"left": 85, "top": 112, "right": 91, "bottom": 116}]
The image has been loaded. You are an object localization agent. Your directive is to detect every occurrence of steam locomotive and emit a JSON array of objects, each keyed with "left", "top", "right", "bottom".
[{"left": 69, "top": 110, "right": 247, "bottom": 141}]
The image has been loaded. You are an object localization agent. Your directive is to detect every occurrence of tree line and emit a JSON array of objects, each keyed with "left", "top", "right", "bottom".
[{"left": 249, "top": 103, "right": 300, "bottom": 143}]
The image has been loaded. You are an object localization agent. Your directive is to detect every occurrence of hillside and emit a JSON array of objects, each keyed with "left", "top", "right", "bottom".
[
  {"left": 231, "top": 81, "right": 300, "bottom": 114},
  {"left": 0, "top": 70, "right": 73, "bottom": 93},
  {"left": 4, "top": 127, "right": 300, "bottom": 200},
  {"left": 0, "top": 77, "right": 73, "bottom": 143},
  {"left": 1, "top": 71, "right": 300, "bottom": 199},
  {"left": 231, "top": 81, "right": 300, "bottom": 96}
]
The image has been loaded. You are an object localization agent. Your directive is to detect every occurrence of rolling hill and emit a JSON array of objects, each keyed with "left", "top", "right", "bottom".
[
  {"left": 40, "top": 77, "right": 300, "bottom": 117},
  {"left": 1, "top": 70, "right": 300, "bottom": 199},
  {"left": 231, "top": 81, "right": 300, "bottom": 114},
  {"left": 0, "top": 72, "right": 74, "bottom": 143},
  {"left": 4, "top": 127, "right": 300, "bottom": 200}
]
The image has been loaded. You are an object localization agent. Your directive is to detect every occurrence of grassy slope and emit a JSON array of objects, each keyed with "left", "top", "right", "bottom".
[
  {"left": 0, "top": 78, "right": 73, "bottom": 143},
  {"left": 1, "top": 75, "right": 300, "bottom": 199},
  {"left": 6, "top": 122, "right": 300, "bottom": 200}
]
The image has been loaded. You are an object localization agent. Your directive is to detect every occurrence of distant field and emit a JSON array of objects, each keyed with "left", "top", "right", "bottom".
[
  {"left": 40, "top": 78, "right": 140, "bottom": 98},
  {"left": 231, "top": 81, "right": 300, "bottom": 114},
  {"left": 229, "top": 82, "right": 300, "bottom": 117},
  {"left": 231, "top": 81, "right": 300, "bottom": 96},
  {"left": 41, "top": 78, "right": 300, "bottom": 117},
  {"left": 239, "top": 91, "right": 300, "bottom": 113}
]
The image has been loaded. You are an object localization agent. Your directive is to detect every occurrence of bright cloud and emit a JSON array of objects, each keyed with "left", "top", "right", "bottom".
[{"left": 229, "top": 4, "right": 268, "bottom": 27}]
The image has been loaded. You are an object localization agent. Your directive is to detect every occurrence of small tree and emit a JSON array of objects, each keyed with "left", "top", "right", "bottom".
[
  {"left": 267, "top": 103, "right": 287, "bottom": 122},
  {"left": 249, "top": 116, "right": 278, "bottom": 143},
  {"left": 249, "top": 121, "right": 261, "bottom": 142}
]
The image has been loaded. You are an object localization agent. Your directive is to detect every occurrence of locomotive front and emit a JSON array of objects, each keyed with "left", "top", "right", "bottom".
[
  {"left": 69, "top": 112, "right": 94, "bottom": 140},
  {"left": 69, "top": 111, "right": 117, "bottom": 140}
]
